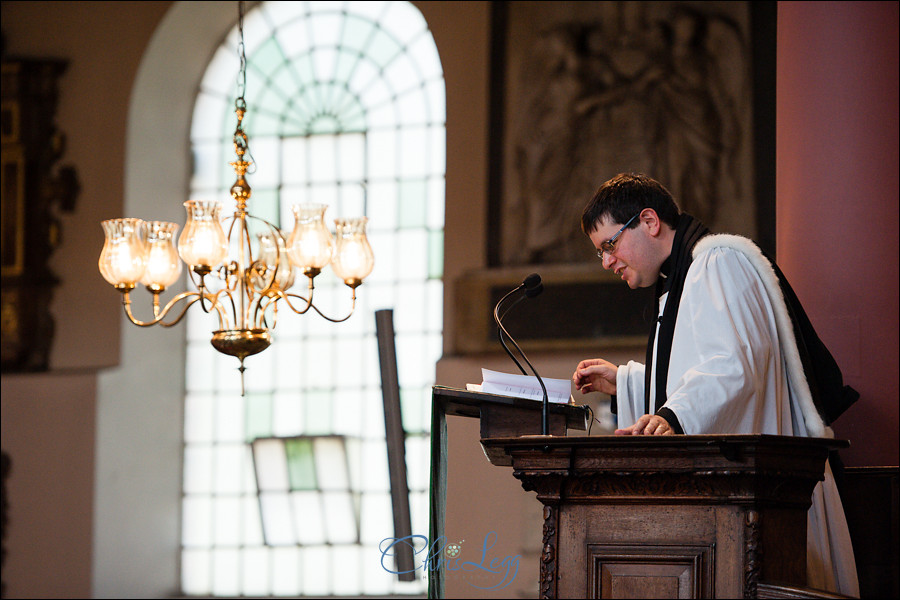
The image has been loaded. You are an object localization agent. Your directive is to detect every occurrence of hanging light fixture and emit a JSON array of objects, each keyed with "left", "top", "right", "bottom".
[{"left": 98, "top": 1, "right": 374, "bottom": 393}]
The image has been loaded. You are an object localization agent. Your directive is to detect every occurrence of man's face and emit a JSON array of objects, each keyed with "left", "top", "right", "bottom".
[{"left": 588, "top": 214, "right": 659, "bottom": 289}]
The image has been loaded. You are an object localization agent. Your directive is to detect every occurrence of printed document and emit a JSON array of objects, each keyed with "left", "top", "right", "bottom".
[{"left": 466, "top": 368, "right": 572, "bottom": 404}]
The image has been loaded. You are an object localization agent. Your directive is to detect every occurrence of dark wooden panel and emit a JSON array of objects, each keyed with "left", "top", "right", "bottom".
[
  {"left": 589, "top": 544, "right": 714, "bottom": 599},
  {"left": 480, "top": 404, "right": 568, "bottom": 439},
  {"left": 838, "top": 466, "right": 899, "bottom": 600},
  {"left": 603, "top": 564, "right": 688, "bottom": 599}
]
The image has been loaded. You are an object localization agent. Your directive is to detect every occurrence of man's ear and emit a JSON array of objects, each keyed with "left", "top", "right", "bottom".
[{"left": 639, "top": 208, "right": 663, "bottom": 237}]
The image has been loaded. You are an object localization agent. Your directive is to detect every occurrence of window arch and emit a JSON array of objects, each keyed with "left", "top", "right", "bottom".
[{"left": 180, "top": 2, "right": 444, "bottom": 596}]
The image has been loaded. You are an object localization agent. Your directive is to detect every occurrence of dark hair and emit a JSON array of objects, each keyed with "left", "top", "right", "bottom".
[{"left": 581, "top": 173, "right": 681, "bottom": 234}]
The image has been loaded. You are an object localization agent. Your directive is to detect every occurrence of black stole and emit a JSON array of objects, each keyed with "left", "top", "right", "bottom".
[{"left": 644, "top": 214, "right": 710, "bottom": 415}]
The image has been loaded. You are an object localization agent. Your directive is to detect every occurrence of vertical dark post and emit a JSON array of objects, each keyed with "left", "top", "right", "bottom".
[
  {"left": 487, "top": 0, "right": 508, "bottom": 267},
  {"left": 751, "top": 0, "right": 777, "bottom": 258},
  {"left": 543, "top": 392, "right": 549, "bottom": 436},
  {"left": 375, "top": 309, "right": 415, "bottom": 581},
  {"left": 428, "top": 391, "right": 448, "bottom": 599}
]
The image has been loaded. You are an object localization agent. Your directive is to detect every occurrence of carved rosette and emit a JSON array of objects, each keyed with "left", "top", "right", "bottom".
[
  {"left": 743, "top": 508, "right": 761, "bottom": 598},
  {"left": 540, "top": 504, "right": 559, "bottom": 599}
]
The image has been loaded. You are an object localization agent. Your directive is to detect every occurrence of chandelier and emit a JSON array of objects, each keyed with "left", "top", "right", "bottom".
[{"left": 98, "top": 1, "right": 374, "bottom": 393}]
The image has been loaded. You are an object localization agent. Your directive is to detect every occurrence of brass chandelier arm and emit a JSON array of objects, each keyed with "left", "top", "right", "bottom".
[
  {"left": 207, "top": 286, "right": 240, "bottom": 330},
  {"left": 275, "top": 284, "right": 359, "bottom": 324},
  {"left": 246, "top": 259, "right": 274, "bottom": 296},
  {"left": 187, "top": 269, "right": 224, "bottom": 316},
  {"left": 223, "top": 211, "right": 295, "bottom": 328},
  {"left": 121, "top": 290, "right": 228, "bottom": 329},
  {"left": 254, "top": 294, "right": 278, "bottom": 330},
  {"left": 308, "top": 295, "right": 356, "bottom": 323},
  {"left": 186, "top": 267, "right": 243, "bottom": 329},
  {"left": 263, "top": 287, "right": 314, "bottom": 317},
  {"left": 244, "top": 236, "right": 292, "bottom": 300}
]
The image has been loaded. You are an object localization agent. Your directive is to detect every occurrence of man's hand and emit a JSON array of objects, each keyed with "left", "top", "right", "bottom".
[
  {"left": 573, "top": 358, "right": 617, "bottom": 396},
  {"left": 614, "top": 413, "right": 674, "bottom": 435}
]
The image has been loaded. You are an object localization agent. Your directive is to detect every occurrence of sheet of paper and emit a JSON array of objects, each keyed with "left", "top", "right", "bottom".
[{"left": 478, "top": 368, "right": 571, "bottom": 404}]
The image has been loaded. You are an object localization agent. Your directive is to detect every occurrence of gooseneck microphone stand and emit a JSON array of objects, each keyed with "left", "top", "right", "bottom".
[{"left": 492, "top": 274, "right": 550, "bottom": 435}]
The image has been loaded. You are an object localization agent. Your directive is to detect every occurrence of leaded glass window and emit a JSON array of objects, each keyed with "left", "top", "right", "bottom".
[{"left": 181, "top": 2, "right": 444, "bottom": 596}]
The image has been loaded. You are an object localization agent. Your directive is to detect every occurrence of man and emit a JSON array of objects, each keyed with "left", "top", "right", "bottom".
[{"left": 572, "top": 173, "right": 859, "bottom": 596}]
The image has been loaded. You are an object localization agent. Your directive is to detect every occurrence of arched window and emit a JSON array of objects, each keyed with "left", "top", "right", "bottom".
[{"left": 180, "top": 2, "right": 444, "bottom": 596}]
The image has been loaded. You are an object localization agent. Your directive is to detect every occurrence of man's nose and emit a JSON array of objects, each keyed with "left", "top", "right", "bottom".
[{"left": 602, "top": 253, "right": 616, "bottom": 270}]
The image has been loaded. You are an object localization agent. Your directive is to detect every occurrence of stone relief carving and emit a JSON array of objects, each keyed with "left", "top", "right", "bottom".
[{"left": 501, "top": 1, "right": 752, "bottom": 265}]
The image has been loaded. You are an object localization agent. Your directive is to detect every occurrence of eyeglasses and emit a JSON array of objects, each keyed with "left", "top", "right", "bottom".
[{"left": 596, "top": 212, "right": 640, "bottom": 260}]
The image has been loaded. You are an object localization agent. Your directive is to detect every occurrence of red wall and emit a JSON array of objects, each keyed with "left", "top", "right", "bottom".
[{"left": 777, "top": 1, "right": 899, "bottom": 466}]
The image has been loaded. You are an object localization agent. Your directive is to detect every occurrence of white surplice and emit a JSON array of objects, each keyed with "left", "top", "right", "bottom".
[{"left": 614, "top": 234, "right": 859, "bottom": 597}]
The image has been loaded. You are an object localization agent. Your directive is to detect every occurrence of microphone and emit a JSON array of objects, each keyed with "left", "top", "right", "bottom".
[
  {"left": 523, "top": 272, "right": 543, "bottom": 297},
  {"left": 492, "top": 273, "right": 552, "bottom": 436},
  {"left": 494, "top": 274, "right": 542, "bottom": 374}
]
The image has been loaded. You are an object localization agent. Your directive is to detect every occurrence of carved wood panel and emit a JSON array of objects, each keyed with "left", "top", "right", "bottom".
[
  {"left": 587, "top": 543, "right": 715, "bottom": 599},
  {"left": 1, "top": 58, "right": 79, "bottom": 372}
]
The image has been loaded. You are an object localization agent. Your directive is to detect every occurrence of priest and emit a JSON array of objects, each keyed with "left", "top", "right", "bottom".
[{"left": 572, "top": 172, "right": 859, "bottom": 596}]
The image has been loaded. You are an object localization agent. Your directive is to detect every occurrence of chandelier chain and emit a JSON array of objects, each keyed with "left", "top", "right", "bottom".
[
  {"left": 236, "top": 0, "right": 247, "bottom": 105},
  {"left": 234, "top": 0, "right": 255, "bottom": 174}
]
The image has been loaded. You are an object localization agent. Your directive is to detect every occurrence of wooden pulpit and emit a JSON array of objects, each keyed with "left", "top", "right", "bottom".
[{"left": 480, "top": 434, "right": 848, "bottom": 599}]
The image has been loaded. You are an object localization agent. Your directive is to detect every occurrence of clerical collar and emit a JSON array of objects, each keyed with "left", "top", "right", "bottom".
[{"left": 659, "top": 255, "right": 672, "bottom": 279}]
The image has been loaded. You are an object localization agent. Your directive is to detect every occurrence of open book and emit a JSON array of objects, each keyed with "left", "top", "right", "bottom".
[{"left": 466, "top": 368, "right": 573, "bottom": 404}]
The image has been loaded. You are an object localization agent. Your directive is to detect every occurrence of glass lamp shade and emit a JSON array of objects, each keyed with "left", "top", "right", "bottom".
[
  {"left": 330, "top": 217, "right": 374, "bottom": 286},
  {"left": 98, "top": 229, "right": 115, "bottom": 284},
  {"left": 140, "top": 221, "right": 183, "bottom": 290},
  {"left": 287, "top": 203, "right": 334, "bottom": 274},
  {"left": 253, "top": 232, "right": 295, "bottom": 293},
  {"left": 99, "top": 218, "right": 147, "bottom": 287},
  {"left": 178, "top": 200, "right": 228, "bottom": 270}
]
